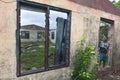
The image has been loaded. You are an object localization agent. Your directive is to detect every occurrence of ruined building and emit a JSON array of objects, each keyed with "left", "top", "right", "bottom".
[{"left": 0, "top": 0, "right": 120, "bottom": 80}]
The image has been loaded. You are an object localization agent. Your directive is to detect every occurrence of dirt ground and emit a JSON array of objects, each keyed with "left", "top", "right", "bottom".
[{"left": 97, "top": 65, "right": 120, "bottom": 80}]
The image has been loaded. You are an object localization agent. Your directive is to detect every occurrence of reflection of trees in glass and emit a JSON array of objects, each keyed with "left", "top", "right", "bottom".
[
  {"left": 21, "top": 31, "right": 29, "bottom": 39},
  {"left": 99, "top": 21, "right": 110, "bottom": 41}
]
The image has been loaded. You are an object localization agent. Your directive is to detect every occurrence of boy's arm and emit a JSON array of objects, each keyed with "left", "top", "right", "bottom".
[
  {"left": 98, "top": 41, "right": 101, "bottom": 52},
  {"left": 106, "top": 42, "right": 110, "bottom": 55}
]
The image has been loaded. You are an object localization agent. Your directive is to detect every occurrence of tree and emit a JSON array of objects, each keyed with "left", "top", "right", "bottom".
[{"left": 112, "top": 0, "right": 120, "bottom": 9}]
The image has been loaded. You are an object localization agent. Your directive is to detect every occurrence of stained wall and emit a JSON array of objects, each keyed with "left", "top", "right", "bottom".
[{"left": 0, "top": 0, "right": 120, "bottom": 80}]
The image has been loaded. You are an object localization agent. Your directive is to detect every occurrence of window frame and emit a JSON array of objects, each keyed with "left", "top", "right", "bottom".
[{"left": 16, "top": 0, "right": 71, "bottom": 77}]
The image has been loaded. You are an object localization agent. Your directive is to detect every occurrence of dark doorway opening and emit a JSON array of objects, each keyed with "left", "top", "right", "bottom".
[{"left": 98, "top": 18, "right": 114, "bottom": 67}]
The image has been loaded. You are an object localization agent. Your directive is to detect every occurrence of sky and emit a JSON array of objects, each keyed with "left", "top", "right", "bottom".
[
  {"left": 109, "top": 0, "right": 119, "bottom": 2},
  {"left": 21, "top": 9, "right": 67, "bottom": 29},
  {"left": 21, "top": 0, "right": 119, "bottom": 29},
  {"left": 21, "top": 9, "right": 45, "bottom": 26}
]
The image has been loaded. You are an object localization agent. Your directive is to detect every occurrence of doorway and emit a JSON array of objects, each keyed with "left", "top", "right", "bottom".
[{"left": 98, "top": 18, "right": 114, "bottom": 66}]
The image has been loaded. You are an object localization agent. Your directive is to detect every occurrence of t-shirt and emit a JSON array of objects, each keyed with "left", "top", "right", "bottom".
[{"left": 99, "top": 41, "right": 109, "bottom": 54}]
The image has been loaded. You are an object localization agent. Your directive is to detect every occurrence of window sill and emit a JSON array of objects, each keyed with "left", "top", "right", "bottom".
[{"left": 17, "top": 64, "right": 69, "bottom": 77}]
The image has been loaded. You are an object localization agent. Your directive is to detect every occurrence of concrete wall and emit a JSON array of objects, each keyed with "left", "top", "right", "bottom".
[{"left": 0, "top": 0, "right": 120, "bottom": 80}]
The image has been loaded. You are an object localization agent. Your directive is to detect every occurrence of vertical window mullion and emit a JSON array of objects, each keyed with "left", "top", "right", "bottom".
[
  {"left": 67, "top": 13, "right": 71, "bottom": 66},
  {"left": 17, "top": 1, "right": 21, "bottom": 76},
  {"left": 45, "top": 7, "right": 50, "bottom": 69}
]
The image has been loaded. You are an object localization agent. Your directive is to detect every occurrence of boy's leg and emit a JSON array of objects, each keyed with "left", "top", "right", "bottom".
[
  {"left": 103, "top": 53, "right": 108, "bottom": 68},
  {"left": 99, "top": 53, "right": 102, "bottom": 66},
  {"left": 103, "top": 60, "right": 106, "bottom": 68},
  {"left": 98, "top": 60, "right": 102, "bottom": 71},
  {"left": 99, "top": 60, "right": 102, "bottom": 66}
]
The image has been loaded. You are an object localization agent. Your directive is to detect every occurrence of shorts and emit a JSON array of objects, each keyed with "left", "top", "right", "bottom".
[{"left": 99, "top": 53, "right": 108, "bottom": 62}]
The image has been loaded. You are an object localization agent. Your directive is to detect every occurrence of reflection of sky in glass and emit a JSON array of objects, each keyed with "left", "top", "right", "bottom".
[
  {"left": 50, "top": 10, "right": 67, "bottom": 29},
  {"left": 21, "top": 9, "right": 45, "bottom": 27},
  {"left": 21, "top": 9, "right": 67, "bottom": 29}
]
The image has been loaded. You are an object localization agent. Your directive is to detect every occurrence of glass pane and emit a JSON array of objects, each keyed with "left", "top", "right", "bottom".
[
  {"left": 48, "top": 10, "right": 67, "bottom": 66},
  {"left": 20, "top": 7, "right": 46, "bottom": 72}
]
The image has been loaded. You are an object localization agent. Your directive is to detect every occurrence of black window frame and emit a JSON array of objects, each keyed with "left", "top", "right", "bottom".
[{"left": 16, "top": 0, "right": 71, "bottom": 77}]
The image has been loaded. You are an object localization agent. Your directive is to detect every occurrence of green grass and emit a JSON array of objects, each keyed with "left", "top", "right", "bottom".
[
  {"left": 21, "top": 41, "right": 55, "bottom": 46},
  {"left": 48, "top": 48, "right": 55, "bottom": 66},
  {"left": 21, "top": 41, "right": 44, "bottom": 46},
  {"left": 21, "top": 47, "right": 45, "bottom": 70},
  {"left": 21, "top": 41, "right": 55, "bottom": 71}
]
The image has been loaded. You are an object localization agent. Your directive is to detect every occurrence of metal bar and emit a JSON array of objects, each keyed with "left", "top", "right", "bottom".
[
  {"left": 16, "top": 0, "right": 21, "bottom": 77},
  {"left": 67, "top": 11, "right": 72, "bottom": 66},
  {"left": 44, "top": 7, "right": 50, "bottom": 69}
]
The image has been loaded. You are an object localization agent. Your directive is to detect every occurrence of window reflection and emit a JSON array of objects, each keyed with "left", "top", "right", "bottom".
[
  {"left": 20, "top": 7, "right": 46, "bottom": 72},
  {"left": 48, "top": 10, "right": 67, "bottom": 66},
  {"left": 19, "top": 4, "right": 70, "bottom": 74}
]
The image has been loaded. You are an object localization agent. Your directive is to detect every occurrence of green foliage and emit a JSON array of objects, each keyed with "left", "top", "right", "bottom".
[
  {"left": 112, "top": 0, "right": 120, "bottom": 9},
  {"left": 99, "top": 21, "right": 111, "bottom": 42},
  {"left": 115, "top": 1, "right": 120, "bottom": 9},
  {"left": 71, "top": 37, "right": 98, "bottom": 80}
]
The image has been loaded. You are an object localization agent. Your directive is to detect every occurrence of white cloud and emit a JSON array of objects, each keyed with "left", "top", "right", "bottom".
[
  {"left": 21, "top": 9, "right": 45, "bottom": 27},
  {"left": 21, "top": 9, "right": 67, "bottom": 29},
  {"left": 49, "top": 10, "right": 67, "bottom": 29}
]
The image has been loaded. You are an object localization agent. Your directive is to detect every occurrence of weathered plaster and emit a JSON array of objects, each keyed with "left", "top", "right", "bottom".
[{"left": 0, "top": 0, "right": 120, "bottom": 80}]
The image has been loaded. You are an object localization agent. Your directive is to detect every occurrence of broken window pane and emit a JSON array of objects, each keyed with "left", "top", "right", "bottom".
[
  {"left": 20, "top": 6, "right": 46, "bottom": 72},
  {"left": 48, "top": 10, "right": 68, "bottom": 66}
]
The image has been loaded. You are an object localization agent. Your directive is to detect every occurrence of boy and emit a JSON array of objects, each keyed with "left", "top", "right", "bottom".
[{"left": 99, "top": 36, "right": 109, "bottom": 68}]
